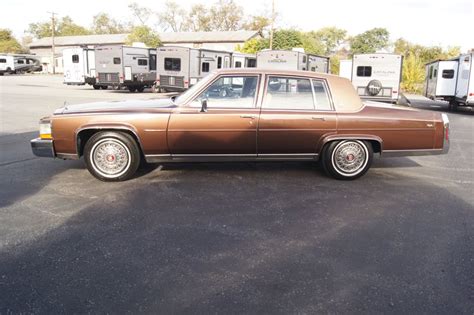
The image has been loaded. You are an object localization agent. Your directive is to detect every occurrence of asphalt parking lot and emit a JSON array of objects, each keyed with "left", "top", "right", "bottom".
[{"left": 1, "top": 75, "right": 473, "bottom": 313}]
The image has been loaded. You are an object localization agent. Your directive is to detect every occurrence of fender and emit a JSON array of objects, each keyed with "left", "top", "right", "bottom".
[
  {"left": 75, "top": 123, "right": 145, "bottom": 157},
  {"left": 317, "top": 134, "right": 383, "bottom": 154}
]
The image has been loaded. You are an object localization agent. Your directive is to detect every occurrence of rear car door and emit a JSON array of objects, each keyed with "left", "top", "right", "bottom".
[
  {"left": 257, "top": 75, "right": 337, "bottom": 157},
  {"left": 167, "top": 74, "right": 260, "bottom": 156}
]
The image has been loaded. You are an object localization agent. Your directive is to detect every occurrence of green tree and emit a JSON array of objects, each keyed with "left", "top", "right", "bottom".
[
  {"left": 313, "top": 27, "right": 347, "bottom": 55},
  {"left": 0, "top": 29, "right": 23, "bottom": 53},
  {"left": 350, "top": 27, "right": 389, "bottom": 54},
  {"left": 401, "top": 53, "right": 425, "bottom": 93},
  {"left": 243, "top": 15, "right": 271, "bottom": 37},
  {"left": 272, "top": 29, "right": 303, "bottom": 50},
  {"left": 237, "top": 37, "right": 269, "bottom": 53},
  {"left": 330, "top": 55, "right": 340, "bottom": 75},
  {"left": 28, "top": 16, "right": 90, "bottom": 38},
  {"left": 92, "top": 13, "right": 129, "bottom": 34},
  {"left": 300, "top": 32, "right": 325, "bottom": 55},
  {"left": 126, "top": 26, "right": 161, "bottom": 47}
]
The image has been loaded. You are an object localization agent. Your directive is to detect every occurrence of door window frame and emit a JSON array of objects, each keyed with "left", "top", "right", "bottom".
[
  {"left": 187, "top": 74, "right": 262, "bottom": 109},
  {"left": 260, "top": 74, "right": 335, "bottom": 111}
]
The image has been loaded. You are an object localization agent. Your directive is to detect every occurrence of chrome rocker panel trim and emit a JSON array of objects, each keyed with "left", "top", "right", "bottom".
[{"left": 145, "top": 153, "right": 319, "bottom": 163}]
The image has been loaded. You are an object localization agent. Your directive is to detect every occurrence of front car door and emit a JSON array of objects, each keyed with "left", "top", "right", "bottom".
[
  {"left": 168, "top": 74, "right": 261, "bottom": 157},
  {"left": 257, "top": 75, "right": 337, "bottom": 158}
]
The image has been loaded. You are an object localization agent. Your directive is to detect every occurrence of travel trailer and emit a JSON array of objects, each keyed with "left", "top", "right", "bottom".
[
  {"left": 231, "top": 52, "right": 257, "bottom": 68},
  {"left": 338, "top": 59, "right": 352, "bottom": 79},
  {"left": 155, "top": 46, "right": 232, "bottom": 92},
  {"left": 256, "top": 50, "right": 330, "bottom": 73},
  {"left": 95, "top": 45, "right": 157, "bottom": 92},
  {"left": 452, "top": 52, "right": 474, "bottom": 109},
  {"left": 350, "top": 53, "right": 403, "bottom": 103},
  {"left": 63, "top": 47, "right": 100, "bottom": 89},
  {"left": 424, "top": 60, "right": 458, "bottom": 101},
  {"left": 0, "top": 55, "right": 41, "bottom": 75}
]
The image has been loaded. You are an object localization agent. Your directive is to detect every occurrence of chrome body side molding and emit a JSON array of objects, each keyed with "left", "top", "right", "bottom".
[{"left": 145, "top": 153, "right": 319, "bottom": 163}]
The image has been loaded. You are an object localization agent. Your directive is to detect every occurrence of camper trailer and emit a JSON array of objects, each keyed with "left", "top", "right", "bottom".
[
  {"left": 231, "top": 52, "right": 257, "bottom": 68},
  {"left": 452, "top": 52, "right": 474, "bottom": 109},
  {"left": 424, "top": 60, "right": 458, "bottom": 101},
  {"left": 95, "top": 45, "right": 157, "bottom": 92},
  {"left": 0, "top": 55, "right": 14, "bottom": 75},
  {"left": 63, "top": 47, "right": 100, "bottom": 89},
  {"left": 256, "top": 50, "right": 330, "bottom": 73},
  {"left": 350, "top": 53, "right": 403, "bottom": 103},
  {"left": 155, "top": 46, "right": 232, "bottom": 92},
  {"left": 338, "top": 59, "right": 352, "bottom": 79}
]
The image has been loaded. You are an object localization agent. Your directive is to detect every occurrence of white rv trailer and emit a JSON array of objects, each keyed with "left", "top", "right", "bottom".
[
  {"left": 350, "top": 53, "right": 403, "bottom": 103},
  {"left": 338, "top": 59, "right": 352, "bottom": 79},
  {"left": 452, "top": 52, "right": 474, "bottom": 109},
  {"left": 424, "top": 60, "right": 458, "bottom": 101},
  {"left": 0, "top": 55, "right": 14, "bottom": 75},
  {"left": 95, "top": 45, "right": 157, "bottom": 92},
  {"left": 231, "top": 52, "right": 257, "bottom": 68},
  {"left": 256, "top": 50, "right": 330, "bottom": 73},
  {"left": 63, "top": 47, "right": 101, "bottom": 89},
  {"left": 155, "top": 46, "right": 232, "bottom": 92}
]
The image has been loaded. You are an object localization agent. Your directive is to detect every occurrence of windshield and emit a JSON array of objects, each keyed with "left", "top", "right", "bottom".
[{"left": 174, "top": 72, "right": 216, "bottom": 105}]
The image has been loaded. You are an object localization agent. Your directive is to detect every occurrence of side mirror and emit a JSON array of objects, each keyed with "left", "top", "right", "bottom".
[{"left": 200, "top": 98, "right": 208, "bottom": 112}]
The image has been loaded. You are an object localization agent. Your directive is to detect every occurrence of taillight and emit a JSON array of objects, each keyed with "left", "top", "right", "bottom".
[
  {"left": 445, "top": 126, "right": 449, "bottom": 141},
  {"left": 469, "top": 92, "right": 474, "bottom": 96}
]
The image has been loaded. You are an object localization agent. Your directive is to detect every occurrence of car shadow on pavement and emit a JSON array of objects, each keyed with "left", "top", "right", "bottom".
[{"left": 0, "top": 161, "right": 473, "bottom": 313}]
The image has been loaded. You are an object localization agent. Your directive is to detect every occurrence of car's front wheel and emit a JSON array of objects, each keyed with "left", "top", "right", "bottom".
[
  {"left": 84, "top": 131, "right": 140, "bottom": 181},
  {"left": 322, "top": 140, "right": 373, "bottom": 180}
]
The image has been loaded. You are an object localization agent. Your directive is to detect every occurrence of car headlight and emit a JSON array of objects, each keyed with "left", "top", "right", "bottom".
[{"left": 39, "top": 120, "right": 52, "bottom": 139}]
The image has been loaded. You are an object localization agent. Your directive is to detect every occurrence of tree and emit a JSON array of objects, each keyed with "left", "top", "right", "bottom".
[
  {"left": 92, "top": 13, "right": 129, "bottom": 34},
  {"left": 128, "top": 2, "right": 152, "bottom": 25},
  {"left": 272, "top": 29, "right": 303, "bottom": 50},
  {"left": 350, "top": 28, "right": 389, "bottom": 54},
  {"left": 237, "top": 37, "right": 269, "bottom": 54},
  {"left": 313, "top": 27, "right": 347, "bottom": 55},
  {"left": 209, "top": 0, "right": 243, "bottom": 31},
  {"left": 243, "top": 15, "right": 271, "bottom": 37},
  {"left": 28, "top": 16, "right": 90, "bottom": 38},
  {"left": 300, "top": 32, "right": 326, "bottom": 55},
  {"left": 158, "top": 0, "right": 187, "bottom": 32},
  {"left": 0, "top": 29, "right": 23, "bottom": 53},
  {"left": 184, "top": 4, "right": 212, "bottom": 32},
  {"left": 126, "top": 26, "right": 161, "bottom": 47},
  {"left": 401, "top": 53, "right": 425, "bottom": 93}
]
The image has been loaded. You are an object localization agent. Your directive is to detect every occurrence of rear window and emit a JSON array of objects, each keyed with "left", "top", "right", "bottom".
[
  {"left": 138, "top": 59, "right": 148, "bottom": 66},
  {"left": 0, "top": 59, "right": 6, "bottom": 63},
  {"left": 164, "top": 58, "right": 181, "bottom": 71},
  {"left": 357, "top": 66, "right": 372, "bottom": 77},
  {"left": 72, "top": 54, "right": 79, "bottom": 63},
  {"left": 442, "top": 69, "right": 455, "bottom": 79},
  {"left": 202, "top": 62, "right": 210, "bottom": 73},
  {"left": 312, "top": 80, "right": 332, "bottom": 111},
  {"left": 113, "top": 57, "right": 121, "bottom": 65}
]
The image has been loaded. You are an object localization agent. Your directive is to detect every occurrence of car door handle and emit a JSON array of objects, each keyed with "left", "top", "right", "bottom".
[
  {"left": 312, "top": 116, "right": 326, "bottom": 121},
  {"left": 240, "top": 115, "right": 256, "bottom": 119}
]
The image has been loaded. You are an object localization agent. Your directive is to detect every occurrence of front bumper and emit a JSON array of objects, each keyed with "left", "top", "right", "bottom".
[{"left": 31, "top": 138, "right": 55, "bottom": 158}]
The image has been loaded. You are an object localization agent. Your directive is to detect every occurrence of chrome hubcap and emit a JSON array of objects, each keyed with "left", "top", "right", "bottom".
[
  {"left": 91, "top": 139, "right": 130, "bottom": 177},
  {"left": 332, "top": 141, "right": 368, "bottom": 175}
]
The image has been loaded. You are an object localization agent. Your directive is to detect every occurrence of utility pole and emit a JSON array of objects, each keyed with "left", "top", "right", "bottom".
[
  {"left": 269, "top": 0, "right": 275, "bottom": 50},
  {"left": 48, "top": 11, "right": 57, "bottom": 74}
]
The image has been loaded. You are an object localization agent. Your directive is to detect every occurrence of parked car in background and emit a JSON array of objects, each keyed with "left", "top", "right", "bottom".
[
  {"left": 0, "top": 54, "right": 41, "bottom": 75},
  {"left": 63, "top": 47, "right": 102, "bottom": 89},
  {"left": 31, "top": 69, "right": 449, "bottom": 181}
]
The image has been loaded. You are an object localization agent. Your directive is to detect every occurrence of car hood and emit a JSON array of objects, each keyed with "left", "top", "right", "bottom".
[{"left": 54, "top": 98, "right": 176, "bottom": 115}]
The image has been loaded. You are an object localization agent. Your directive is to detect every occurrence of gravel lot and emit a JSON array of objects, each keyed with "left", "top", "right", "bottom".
[{"left": 1, "top": 75, "right": 473, "bottom": 313}]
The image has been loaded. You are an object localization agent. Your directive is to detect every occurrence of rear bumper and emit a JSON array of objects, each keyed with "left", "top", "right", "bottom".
[{"left": 31, "top": 138, "right": 55, "bottom": 158}]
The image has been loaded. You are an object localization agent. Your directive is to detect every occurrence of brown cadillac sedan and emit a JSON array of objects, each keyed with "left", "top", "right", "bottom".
[{"left": 31, "top": 69, "right": 449, "bottom": 181}]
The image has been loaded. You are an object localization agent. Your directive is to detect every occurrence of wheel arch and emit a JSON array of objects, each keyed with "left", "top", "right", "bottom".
[
  {"left": 318, "top": 135, "right": 383, "bottom": 155},
  {"left": 75, "top": 124, "right": 144, "bottom": 158}
]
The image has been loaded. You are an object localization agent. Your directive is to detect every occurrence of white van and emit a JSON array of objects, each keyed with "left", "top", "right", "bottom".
[
  {"left": 351, "top": 53, "right": 403, "bottom": 103},
  {"left": 0, "top": 55, "right": 15, "bottom": 75},
  {"left": 63, "top": 47, "right": 100, "bottom": 89}
]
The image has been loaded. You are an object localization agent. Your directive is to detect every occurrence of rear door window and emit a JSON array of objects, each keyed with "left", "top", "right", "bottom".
[
  {"left": 442, "top": 69, "right": 454, "bottom": 79},
  {"left": 357, "top": 66, "right": 372, "bottom": 77},
  {"left": 263, "top": 77, "right": 315, "bottom": 110}
]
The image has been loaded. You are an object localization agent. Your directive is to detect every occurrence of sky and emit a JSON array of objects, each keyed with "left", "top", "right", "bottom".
[{"left": 2, "top": 0, "right": 473, "bottom": 52}]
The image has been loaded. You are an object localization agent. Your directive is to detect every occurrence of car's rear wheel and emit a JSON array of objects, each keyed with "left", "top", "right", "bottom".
[
  {"left": 84, "top": 131, "right": 140, "bottom": 181},
  {"left": 322, "top": 140, "right": 373, "bottom": 180}
]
